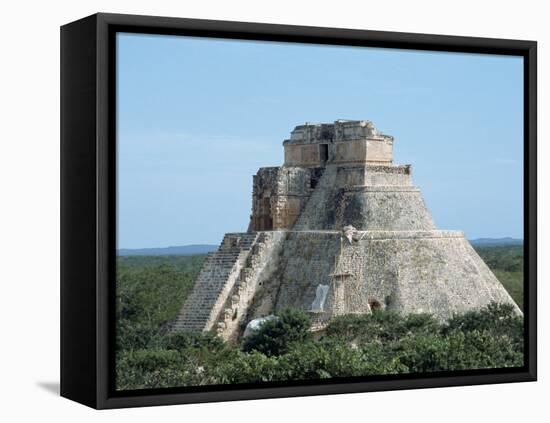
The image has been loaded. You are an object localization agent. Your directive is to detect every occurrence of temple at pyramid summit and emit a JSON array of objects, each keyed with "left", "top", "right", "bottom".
[{"left": 172, "top": 119, "right": 521, "bottom": 341}]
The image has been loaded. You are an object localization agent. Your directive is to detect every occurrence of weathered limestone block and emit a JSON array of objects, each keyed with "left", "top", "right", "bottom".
[
  {"left": 265, "top": 230, "right": 520, "bottom": 323},
  {"left": 338, "top": 187, "right": 436, "bottom": 231},
  {"left": 283, "top": 120, "right": 394, "bottom": 167},
  {"left": 250, "top": 166, "right": 319, "bottom": 231},
  {"left": 288, "top": 120, "right": 382, "bottom": 143},
  {"left": 292, "top": 165, "right": 434, "bottom": 232},
  {"left": 214, "top": 231, "right": 287, "bottom": 341},
  {"left": 335, "top": 165, "right": 412, "bottom": 187},
  {"left": 172, "top": 232, "right": 259, "bottom": 333}
]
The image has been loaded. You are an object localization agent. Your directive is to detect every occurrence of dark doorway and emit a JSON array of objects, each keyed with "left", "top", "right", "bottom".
[
  {"left": 256, "top": 197, "right": 272, "bottom": 230},
  {"left": 368, "top": 298, "right": 382, "bottom": 311},
  {"left": 319, "top": 144, "right": 328, "bottom": 163}
]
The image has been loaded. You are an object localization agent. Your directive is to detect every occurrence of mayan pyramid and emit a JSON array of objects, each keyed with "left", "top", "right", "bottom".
[{"left": 173, "top": 119, "right": 521, "bottom": 341}]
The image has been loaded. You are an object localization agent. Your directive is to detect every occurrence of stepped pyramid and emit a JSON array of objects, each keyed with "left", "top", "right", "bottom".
[{"left": 173, "top": 120, "right": 521, "bottom": 341}]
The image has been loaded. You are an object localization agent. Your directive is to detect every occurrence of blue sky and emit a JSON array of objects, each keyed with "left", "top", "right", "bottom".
[{"left": 117, "top": 33, "right": 523, "bottom": 249}]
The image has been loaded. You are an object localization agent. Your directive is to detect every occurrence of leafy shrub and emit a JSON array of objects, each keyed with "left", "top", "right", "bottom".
[
  {"left": 277, "top": 339, "right": 375, "bottom": 380},
  {"left": 443, "top": 303, "right": 523, "bottom": 351},
  {"left": 390, "top": 329, "right": 523, "bottom": 373},
  {"left": 116, "top": 349, "right": 217, "bottom": 389},
  {"left": 116, "top": 255, "right": 206, "bottom": 352},
  {"left": 359, "top": 342, "right": 409, "bottom": 375},
  {"left": 116, "top": 320, "right": 164, "bottom": 351},
  {"left": 474, "top": 245, "right": 523, "bottom": 273},
  {"left": 158, "top": 330, "right": 226, "bottom": 352},
  {"left": 118, "top": 349, "right": 181, "bottom": 373},
  {"left": 212, "top": 350, "right": 279, "bottom": 384},
  {"left": 325, "top": 310, "right": 439, "bottom": 344},
  {"left": 114, "top": 270, "right": 525, "bottom": 390},
  {"left": 474, "top": 245, "right": 524, "bottom": 309},
  {"left": 115, "top": 245, "right": 525, "bottom": 388},
  {"left": 445, "top": 330, "right": 524, "bottom": 369},
  {"left": 242, "top": 309, "right": 312, "bottom": 356}
]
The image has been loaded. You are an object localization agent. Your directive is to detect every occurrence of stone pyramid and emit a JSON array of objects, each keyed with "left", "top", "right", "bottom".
[{"left": 173, "top": 120, "right": 521, "bottom": 341}]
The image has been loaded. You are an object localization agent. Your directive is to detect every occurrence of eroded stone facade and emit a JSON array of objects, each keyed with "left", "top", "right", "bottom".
[
  {"left": 248, "top": 166, "right": 320, "bottom": 231},
  {"left": 173, "top": 119, "right": 521, "bottom": 341}
]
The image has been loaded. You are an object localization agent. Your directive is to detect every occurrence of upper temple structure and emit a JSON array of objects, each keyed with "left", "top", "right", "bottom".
[{"left": 173, "top": 120, "right": 521, "bottom": 341}]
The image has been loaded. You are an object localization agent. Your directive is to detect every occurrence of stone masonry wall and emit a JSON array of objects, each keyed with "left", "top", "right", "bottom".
[
  {"left": 250, "top": 166, "right": 322, "bottom": 231},
  {"left": 263, "top": 230, "right": 521, "bottom": 323},
  {"left": 338, "top": 187, "right": 436, "bottom": 231},
  {"left": 213, "top": 231, "right": 286, "bottom": 341},
  {"left": 293, "top": 163, "right": 434, "bottom": 231}
]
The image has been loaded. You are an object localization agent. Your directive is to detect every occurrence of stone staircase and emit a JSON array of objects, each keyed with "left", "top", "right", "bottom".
[
  {"left": 171, "top": 232, "right": 259, "bottom": 332},
  {"left": 213, "top": 231, "right": 285, "bottom": 341}
]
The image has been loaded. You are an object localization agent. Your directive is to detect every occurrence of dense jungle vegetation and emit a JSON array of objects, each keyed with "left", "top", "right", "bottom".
[
  {"left": 115, "top": 245, "right": 524, "bottom": 390},
  {"left": 475, "top": 245, "right": 523, "bottom": 310}
]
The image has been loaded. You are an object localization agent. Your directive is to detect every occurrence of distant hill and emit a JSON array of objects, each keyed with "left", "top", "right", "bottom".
[
  {"left": 118, "top": 239, "right": 522, "bottom": 256},
  {"left": 117, "top": 244, "right": 218, "bottom": 256},
  {"left": 469, "top": 237, "right": 523, "bottom": 247}
]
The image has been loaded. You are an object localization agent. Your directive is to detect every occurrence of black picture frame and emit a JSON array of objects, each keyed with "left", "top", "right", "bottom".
[{"left": 60, "top": 12, "right": 537, "bottom": 409}]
